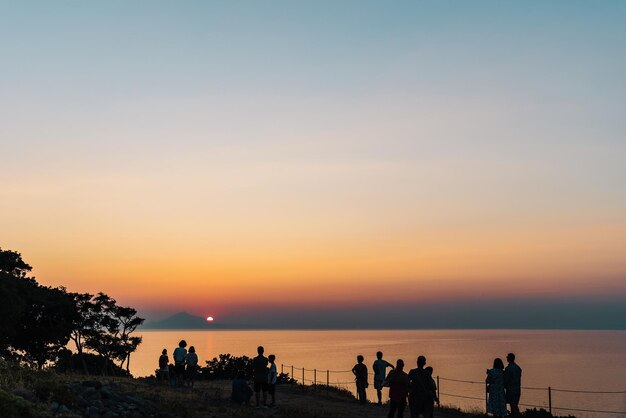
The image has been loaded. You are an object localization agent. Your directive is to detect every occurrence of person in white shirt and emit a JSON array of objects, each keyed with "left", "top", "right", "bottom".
[
  {"left": 173, "top": 340, "right": 188, "bottom": 387},
  {"left": 373, "top": 351, "right": 394, "bottom": 405},
  {"left": 267, "top": 354, "right": 278, "bottom": 407}
]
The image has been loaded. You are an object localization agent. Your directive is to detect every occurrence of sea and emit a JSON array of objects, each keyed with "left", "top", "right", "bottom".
[{"left": 130, "top": 330, "right": 626, "bottom": 417}]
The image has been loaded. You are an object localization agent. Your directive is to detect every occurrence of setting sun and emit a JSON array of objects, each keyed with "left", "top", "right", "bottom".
[{"left": 206, "top": 316, "right": 214, "bottom": 322}]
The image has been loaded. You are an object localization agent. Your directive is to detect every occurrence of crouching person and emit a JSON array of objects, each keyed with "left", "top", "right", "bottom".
[{"left": 231, "top": 372, "right": 253, "bottom": 405}]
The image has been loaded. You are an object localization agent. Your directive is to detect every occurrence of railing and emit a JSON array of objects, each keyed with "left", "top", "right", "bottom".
[{"left": 280, "top": 363, "right": 626, "bottom": 416}]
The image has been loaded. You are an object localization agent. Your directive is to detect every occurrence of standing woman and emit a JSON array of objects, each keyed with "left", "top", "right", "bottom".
[
  {"left": 185, "top": 346, "right": 199, "bottom": 389},
  {"left": 158, "top": 349, "right": 169, "bottom": 384},
  {"left": 486, "top": 358, "right": 507, "bottom": 417}
]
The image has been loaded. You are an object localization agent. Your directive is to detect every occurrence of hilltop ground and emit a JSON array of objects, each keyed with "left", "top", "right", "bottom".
[
  {"left": 0, "top": 359, "right": 485, "bottom": 418},
  {"left": 77, "top": 378, "right": 487, "bottom": 418},
  {"left": 1, "top": 361, "right": 558, "bottom": 418}
]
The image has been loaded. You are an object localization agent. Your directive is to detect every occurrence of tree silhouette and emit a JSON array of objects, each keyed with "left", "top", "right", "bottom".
[
  {"left": 0, "top": 247, "right": 32, "bottom": 278},
  {"left": 69, "top": 292, "right": 101, "bottom": 374},
  {"left": 84, "top": 293, "right": 145, "bottom": 375},
  {"left": 0, "top": 247, "right": 144, "bottom": 375},
  {"left": 0, "top": 248, "right": 77, "bottom": 368}
]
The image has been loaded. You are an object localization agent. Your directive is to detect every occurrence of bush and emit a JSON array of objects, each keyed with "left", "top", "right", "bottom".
[
  {"left": 197, "top": 353, "right": 300, "bottom": 383},
  {"left": 198, "top": 354, "right": 254, "bottom": 380},
  {"left": 523, "top": 408, "right": 576, "bottom": 418},
  {"left": 30, "top": 378, "right": 76, "bottom": 407},
  {"left": 277, "top": 372, "right": 297, "bottom": 384},
  {"left": 54, "top": 352, "right": 131, "bottom": 377},
  {"left": 0, "top": 389, "right": 51, "bottom": 418}
]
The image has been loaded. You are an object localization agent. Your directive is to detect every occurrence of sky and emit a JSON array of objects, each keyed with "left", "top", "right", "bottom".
[{"left": 1, "top": 1, "right": 625, "bottom": 328}]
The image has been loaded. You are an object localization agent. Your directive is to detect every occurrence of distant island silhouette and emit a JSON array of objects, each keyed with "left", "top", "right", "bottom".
[{"left": 139, "top": 302, "right": 626, "bottom": 330}]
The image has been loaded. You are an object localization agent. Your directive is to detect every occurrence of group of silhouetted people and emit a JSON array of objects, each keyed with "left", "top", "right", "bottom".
[
  {"left": 157, "top": 340, "right": 199, "bottom": 388},
  {"left": 353, "top": 352, "right": 438, "bottom": 418},
  {"left": 157, "top": 343, "right": 278, "bottom": 407},
  {"left": 156, "top": 342, "right": 522, "bottom": 417},
  {"left": 487, "top": 353, "right": 523, "bottom": 418},
  {"left": 231, "top": 345, "right": 278, "bottom": 408},
  {"left": 352, "top": 351, "right": 522, "bottom": 418}
]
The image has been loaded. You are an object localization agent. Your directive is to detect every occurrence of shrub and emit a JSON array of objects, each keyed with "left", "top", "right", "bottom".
[
  {"left": 198, "top": 354, "right": 254, "bottom": 380},
  {"left": 30, "top": 378, "right": 76, "bottom": 407},
  {"left": 0, "top": 389, "right": 51, "bottom": 418},
  {"left": 277, "top": 372, "right": 297, "bottom": 384},
  {"left": 523, "top": 408, "right": 576, "bottom": 418},
  {"left": 54, "top": 352, "right": 131, "bottom": 377}
]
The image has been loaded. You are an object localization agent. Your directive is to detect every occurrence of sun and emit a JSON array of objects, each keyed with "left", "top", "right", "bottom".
[{"left": 206, "top": 316, "right": 214, "bottom": 322}]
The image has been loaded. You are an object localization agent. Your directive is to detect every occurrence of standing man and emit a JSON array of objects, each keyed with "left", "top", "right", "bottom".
[
  {"left": 352, "top": 355, "right": 369, "bottom": 404},
  {"left": 387, "top": 359, "right": 410, "bottom": 418},
  {"left": 504, "top": 353, "right": 522, "bottom": 418},
  {"left": 252, "top": 345, "right": 269, "bottom": 408},
  {"left": 373, "top": 351, "right": 395, "bottom": 405},
  {"left": 173, "top": 340, "right": 188, "bottom": 387},
  {"left": 408, "top": 355, "right": 429, "bottom": 418}
]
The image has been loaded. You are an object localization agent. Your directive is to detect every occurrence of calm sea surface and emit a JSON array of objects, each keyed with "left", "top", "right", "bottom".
[{"left": 130, "top": 330, "right": 626, "bottom": 417}]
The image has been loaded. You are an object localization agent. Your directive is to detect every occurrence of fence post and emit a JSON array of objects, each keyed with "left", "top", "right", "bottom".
[
  {"left": 281, "top": 364, "right": 284, "bottom": 374},
  {"left": 327, "top": 369, "right": 330, "bottom": 386},
  {"left": 485, "top": 381, "right": 488, "bottom": 413},
  {"left": 291, "top": 365, "right": 294, "bottom": 382},
  {"left": 314, "top": 369, "right": 317, "bottom": 386},
  {"left": 548, "top": 386, "right": 552, "bottom": 415},
  {"left": 302, "top": 367, "right": 305, "bottom": 386},
  {"left": 437, "top": 376, "right": 440, "bottom": 407}
]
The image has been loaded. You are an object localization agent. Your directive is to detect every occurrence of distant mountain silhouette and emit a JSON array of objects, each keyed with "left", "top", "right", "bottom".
[{"left": 142, "top": 312, "right": 226, "bottom": 329}]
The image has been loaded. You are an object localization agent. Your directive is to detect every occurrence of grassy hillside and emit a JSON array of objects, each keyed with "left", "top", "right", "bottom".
[{"left": 0, "top": 360, "right": 566, "bottom": 418}]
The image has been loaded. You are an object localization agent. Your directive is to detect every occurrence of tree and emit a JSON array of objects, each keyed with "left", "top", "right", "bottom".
[
  {"left": 84, "top": 293, "right": 119, "bottom": 375},
  {"left": 11, "top": 283, "right": 79, "bottom": 369},
  {"left": 0, "top": 249, "right": 78, "bottom": 368},
  {"left": 0, "top": 247, "right": 144, "bottom": 375},
  {"left": 0, "top": 248, "right": 32, "bottom": 278},
  {"left": 69, "top": 292, "right": 101, "bottom": 374},
  {"left": 113, "top": 306, "right": 144, "bottom": 371},
  {"left": 0, "top": 271, "right": 28, "bottom": 357},
  {"left": 84, "top": 293, "right": 145, "bottom": 375}
]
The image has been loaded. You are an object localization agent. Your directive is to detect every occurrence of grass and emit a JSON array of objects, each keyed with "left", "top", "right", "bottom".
[
  {"left": 0, "top": 360, "right": 577, "bottom": 418},
  {"left": 0, "top": 360, "right": 80, "bottom": 418}
]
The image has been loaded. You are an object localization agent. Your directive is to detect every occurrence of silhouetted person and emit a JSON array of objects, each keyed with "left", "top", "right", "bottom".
[
  {"left": 231, "top": 371, "right": 253, "bottom": 405},
  {"left": 374, "top": 351, "right": 395, "bottom": 405},
  {"left": 252, "top": 345, "right": 269, "bottom": 408},
  {"left": 185, "top": 346, "right": 199, "bottom": 388},
  {"left": 504, "top": 353, "right": 522, "bottom": 418},
  {"left": 158, "top": 349, "right": 169, "bottom": 383},
  {"left": 424, "top": 366, "right": 439, "bottom": 418},
  {"left": 352, "top": 354, "right": 369, "bottom": 404},
  {"left": 387, "top": 359, "right": 410, "bottom": 418},
  {"left": 173, "top": 340, "right": 188, "bottom": 387},
  {"left": 487, "top": 358, "right": 507, "bottom": 418},
  {"left": 408, "top": 355, "right": 429, "bottom": 418},
  {"left": 268, "top": 354, "right": 277, "bottom": 407}
]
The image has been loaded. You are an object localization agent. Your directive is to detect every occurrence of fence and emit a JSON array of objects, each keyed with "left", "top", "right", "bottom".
[{"left": 279, "top": 363, "right": 626, "bottom": 416}]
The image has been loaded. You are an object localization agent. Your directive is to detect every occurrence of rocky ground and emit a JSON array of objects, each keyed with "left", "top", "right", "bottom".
[{"left": 4, "top": 374, "right": 557, "bottom": 418}]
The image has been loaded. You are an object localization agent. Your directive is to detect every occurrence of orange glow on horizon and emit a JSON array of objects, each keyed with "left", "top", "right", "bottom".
[{"left": 17, "top": 217, "right": 626, "bottom": 314}]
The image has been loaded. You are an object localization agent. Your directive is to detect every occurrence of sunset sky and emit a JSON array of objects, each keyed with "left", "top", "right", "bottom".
[{"left": 2, "top": 1, "right": 625, "bottom": 327}]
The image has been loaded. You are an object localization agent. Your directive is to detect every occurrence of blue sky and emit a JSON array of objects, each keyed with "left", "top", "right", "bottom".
[{"left": 1, "top": 1, "right": 625, "bottom": 327}]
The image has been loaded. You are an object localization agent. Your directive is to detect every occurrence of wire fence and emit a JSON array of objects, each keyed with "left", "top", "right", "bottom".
[{"left": 279, "top": 363, "right": 626, "bottom": 416}]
